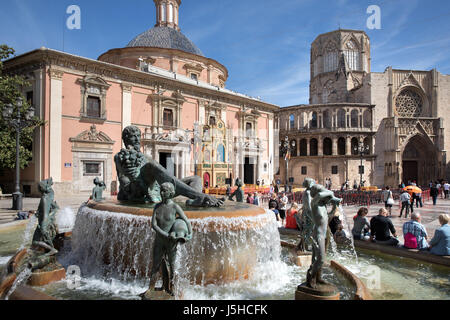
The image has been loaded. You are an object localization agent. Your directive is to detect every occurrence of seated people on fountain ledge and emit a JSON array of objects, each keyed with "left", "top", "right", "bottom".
[
  {"left": 370, "top": 208, "right": 399, "bottom": 246},
  {"left": 115, "top": 126, "right": 223, "bottom": 208}
]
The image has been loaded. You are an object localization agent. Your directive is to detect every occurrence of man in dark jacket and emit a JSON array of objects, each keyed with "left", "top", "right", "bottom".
[
  {"left": 370, "top": 208, "right": 399, "bottom": 246},
  {"left": 430, "top": 184, "right": 439, "bottom": 206}
]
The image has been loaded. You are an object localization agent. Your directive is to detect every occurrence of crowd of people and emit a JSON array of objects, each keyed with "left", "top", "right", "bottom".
[
  {"left": 351, "top": 207, "right": 450, "bottom": 256},
  {"left": 429, "top": 180, "right": 450, "bottom": 204},
  {"left": 235, "top": 178, "right": 449, "bottom": 257},
  {"left": 264, "top": 188, "right": 449, "bottom": 257}
]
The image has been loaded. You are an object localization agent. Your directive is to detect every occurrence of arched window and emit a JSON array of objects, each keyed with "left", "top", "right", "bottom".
[
  {"left": 163, "top": 108, "right": 174, "bottom": 127},
  {"left": 322, "top": 80, "right": 333, "bottom": 104},
  {"left": 290, "top": 140, "right": 297, "bottom": 157},
  {"left": 395, "top": 88, "right": 423, "bottom": 117},
  {"left": 289, "top": 114, "right": 295, "bottom": 130},
  {"left": 209, "top": 116, "right": 216, "bottom": 126},
  {"left": 217, "top": 144, "right": 225, "bottom": 162},
  {"left": 168, "top": 3, "right": 174, "bottom": 23},
  {"left": 246, "top": 122, "right": 253, "bottom": 137},
  {"left": 310, "top": 138, "right": 318, "bottom": 156},
  {"left": 344, "top": 40, "right": 360, "bottom": 71},
  {"left": 351, "top": 138, "right": 359, "bottom": 155},
  {"left": 363, "top": 110, "right": 372, "bottom": 128},
  {"left": 363, "top": 137, "right": 371, "bottom": 155},
  {"left": 351, "top": 110, "right": 359, "bottom": 128},
  {"left": 338, "top": 137, "right": 346, "bottom": 155},
  {"left": 323, "top": 138, "right": 332, "bottom": 156},
  {"left": 337, "top": 109, "right": 346, "bottom": 128},
  {"left": 311, "top": 112, "right": 318, "bottom": 128},
  {"left": 324, "top": 42, "right": 338, "bottom": 72},
  {"left": 300, "top": 139, "right": 307, "bottom": 156},
  {"left": 323, "top": 110, "right": 331, "bottom": 129}
]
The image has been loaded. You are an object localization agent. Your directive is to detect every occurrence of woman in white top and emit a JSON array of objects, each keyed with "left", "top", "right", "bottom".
[{"left": 382, "top": 186, "right": 394, "bottom": 216}]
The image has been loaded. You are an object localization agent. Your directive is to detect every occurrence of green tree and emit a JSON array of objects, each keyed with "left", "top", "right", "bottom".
[{"left": 0, "top": 45, "right": 45, "bottom": 169}]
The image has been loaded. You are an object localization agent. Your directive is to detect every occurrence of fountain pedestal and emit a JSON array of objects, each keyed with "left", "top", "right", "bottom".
[{"left": 295, "top": 283, "right": 340, "bottom": 300}]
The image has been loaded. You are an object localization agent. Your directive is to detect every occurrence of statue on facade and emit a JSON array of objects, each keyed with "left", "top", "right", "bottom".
[
  {"left": 299, "top": 178, "right": 342, "bottom": 290},
  {"left": 140, "top": 182, "right": 192, "bottom": 299},
  {"left": 228, "top": 178, "right": 244, "bottom": 202},
  {"left": 91, "top": 177, "right": 106, "bottom": 202},
  {"left": 115, "top": 126, "right": 223, "bottom": 207},
  {"left": 27, "top": 178, "right": 59, "bottom": 271}
]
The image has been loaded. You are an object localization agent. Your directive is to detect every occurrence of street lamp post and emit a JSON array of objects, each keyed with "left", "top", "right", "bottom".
[
  {"left": 2, "top": 98, "right": 35, "bottom": 211},
  {"left": 280, "top": 136, "right": 295, "bottom": 192},
  {"left": 192, "top": 122, "right": 200, "bottom": 177},
  {"left": 353, "top": 141, "right": 369, "bottom": 188}
]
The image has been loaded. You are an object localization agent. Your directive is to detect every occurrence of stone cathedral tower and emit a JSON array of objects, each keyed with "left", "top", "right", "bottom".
[{"left": 309, "top": 30, "right": 371, "bottom": 105}]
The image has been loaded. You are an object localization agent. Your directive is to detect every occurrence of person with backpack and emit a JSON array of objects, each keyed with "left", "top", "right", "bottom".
[
  {"left": 399, "top": 190, "right": 411, "bottom": 218},
  {"left": 402, "top": 212, "right": 429, "bottom": 250}
]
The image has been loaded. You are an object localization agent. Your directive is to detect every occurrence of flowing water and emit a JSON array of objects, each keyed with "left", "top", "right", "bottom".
[
  {"left": 4, "top": 266, "right": 32, "bottom": 300},
  {"left": 1, "top": 204, "right": 449, "bottom": 300},
  {"left": 19, "top": 215, "right": 37, "bottom": 250},
  {"left": 56, "top": 207, "right": 76, "bottom": 234}
]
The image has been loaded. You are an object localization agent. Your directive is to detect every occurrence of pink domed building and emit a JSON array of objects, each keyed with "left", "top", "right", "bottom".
[{"left": 2, "top": 0, "right": 278, "bottom": 195}]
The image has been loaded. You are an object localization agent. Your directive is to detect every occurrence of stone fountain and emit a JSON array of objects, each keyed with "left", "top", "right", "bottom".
[{"left": 0, "top": 126, "right": 372, "bottom": 300}]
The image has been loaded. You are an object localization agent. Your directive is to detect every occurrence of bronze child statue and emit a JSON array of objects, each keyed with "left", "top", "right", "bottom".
[
  {"left": 140, "top": 182, "right": 192, "bottom": 299},
  {"left": 228, "top": 178, "right": 245, "bottom": 203},
  {"left": 91, "top": 177, "right": 106, "bottom": 202},
  {"left": 32, "top": 178, "right": 59, "bottom": 257}
]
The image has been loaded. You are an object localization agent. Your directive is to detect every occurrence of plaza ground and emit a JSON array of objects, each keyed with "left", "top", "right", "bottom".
[{"left": 1, "top": 193, "right": 449, "bottom": 244}]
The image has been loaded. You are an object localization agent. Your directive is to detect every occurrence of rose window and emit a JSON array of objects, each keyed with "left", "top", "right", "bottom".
[{"left": 395, "top": 89, "right": 422, "bottom": 117}]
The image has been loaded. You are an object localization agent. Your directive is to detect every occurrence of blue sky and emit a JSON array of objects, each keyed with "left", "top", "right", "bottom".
[{"left": 1, "top": 0, "right": 449, "bottom": 107}]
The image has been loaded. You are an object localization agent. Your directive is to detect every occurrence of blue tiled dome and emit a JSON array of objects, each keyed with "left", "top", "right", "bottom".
[{"left": 127, "top": 26, "right": 204, "bottom": 57}]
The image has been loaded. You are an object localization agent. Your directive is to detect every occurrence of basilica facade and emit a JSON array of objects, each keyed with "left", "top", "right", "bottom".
[
  {"left": 275, "top": 29, "right": 450, "bottom": 188},
  {"left": 1, "top": 0, "right": 277, "bottom": 195}
]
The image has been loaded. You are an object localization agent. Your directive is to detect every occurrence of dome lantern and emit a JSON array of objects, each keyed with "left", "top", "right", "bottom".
[{"left": 154, "top": 0, "right": 181, "bottom": 31}]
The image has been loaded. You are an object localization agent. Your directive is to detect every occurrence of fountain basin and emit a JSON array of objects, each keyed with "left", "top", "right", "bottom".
[{"left": 66, "top": 200, "right": 280, "bottom": 286}]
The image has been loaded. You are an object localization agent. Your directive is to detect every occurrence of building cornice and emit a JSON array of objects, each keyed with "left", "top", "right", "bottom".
[
  {"left": 98, "top": 46, "right": 229, "bottom": 80},
  {"left": 3, "top": 48, "right": 279, "bottom": 114},
  {"left": 278, "top": 103, "right": 375, "bottom": 113}
]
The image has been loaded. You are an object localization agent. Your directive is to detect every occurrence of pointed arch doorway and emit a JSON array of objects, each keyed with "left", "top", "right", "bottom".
[{"left": 402, "top": 135, "right": 437, "bottom": 186}]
